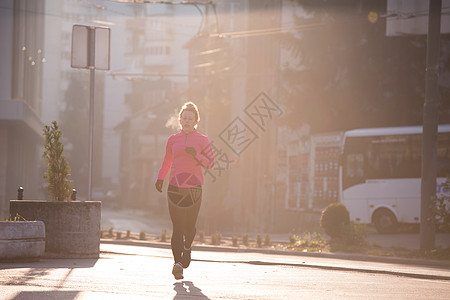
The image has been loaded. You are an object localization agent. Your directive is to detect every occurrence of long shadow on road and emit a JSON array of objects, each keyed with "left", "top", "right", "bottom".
[
  {"left": 10, "top": 290, "right": 80, "bottom": 300},
  {"left": 191, "top": 258, "right": 450, "bottom": 282},
  {"left": 0, "top": 258, "right": 98, "bottom": 270},
  {"left": 173, "top": 281, "right": 210, "bottom": 299},
  {"left": 1, "top": 259, "right": 98, "bottom": 294}
]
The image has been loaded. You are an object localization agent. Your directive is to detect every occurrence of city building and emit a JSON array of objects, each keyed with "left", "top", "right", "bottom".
[{"left": 0, "top": 0, "right": 46, "bottom": 218}]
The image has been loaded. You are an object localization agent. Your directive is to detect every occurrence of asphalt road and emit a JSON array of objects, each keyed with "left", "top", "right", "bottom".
[{"left": 1, "top": 243, "right": 449, "bottom": 299}]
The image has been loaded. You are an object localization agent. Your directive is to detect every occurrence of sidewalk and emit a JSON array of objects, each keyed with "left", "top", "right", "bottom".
[{"left": 1, "top": 242, "right": 449, "bottom": 300}]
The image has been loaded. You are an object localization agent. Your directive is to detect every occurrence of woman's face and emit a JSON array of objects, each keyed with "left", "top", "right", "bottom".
[{"left": 180, "top": 110, "right": 198, "bottom": 133}]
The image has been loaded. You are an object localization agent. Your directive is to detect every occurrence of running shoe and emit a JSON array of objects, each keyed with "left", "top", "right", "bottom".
[
  {"left": 181, "top": 248, "right": 191, "bottom": 268},
  {"left": 172, "top": 262, "right": 184, "bottom": 280}
]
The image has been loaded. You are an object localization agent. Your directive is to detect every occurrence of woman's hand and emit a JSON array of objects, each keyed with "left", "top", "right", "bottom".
[
  {"left": 185, "top": 147, "right": 197, "bottom": 157},
  {"left": 155, "top": 179, "right": 163, "bottom": 193}
]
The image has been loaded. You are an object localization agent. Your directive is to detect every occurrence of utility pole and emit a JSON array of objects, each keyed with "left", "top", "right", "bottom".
[
  {"left": 88, "top": 27, "right": 96, "bottom": 203},
  {"left": 421, "top": 0, "right": 442, "bottom": 250}
]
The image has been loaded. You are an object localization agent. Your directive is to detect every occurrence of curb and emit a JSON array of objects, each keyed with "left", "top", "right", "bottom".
[{"left": 100, "top": 238, "right": 450, "bottom": 269}]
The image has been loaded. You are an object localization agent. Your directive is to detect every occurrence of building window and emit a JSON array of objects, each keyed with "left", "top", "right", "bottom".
[{"left": 12, "top": 0, "right": 44, "bottom": 115}]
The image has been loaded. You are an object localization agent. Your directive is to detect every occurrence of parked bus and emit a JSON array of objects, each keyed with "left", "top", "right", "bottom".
[{"left": 340, "top": 125, "right": 450, "bottom": 233}]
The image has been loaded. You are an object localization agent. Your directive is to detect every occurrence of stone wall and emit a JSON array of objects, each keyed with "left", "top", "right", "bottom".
[{"left": 10, "top": 200, "right": 101, "bottom": 258}]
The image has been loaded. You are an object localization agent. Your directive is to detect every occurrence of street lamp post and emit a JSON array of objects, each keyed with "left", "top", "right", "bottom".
[{"left": 421, "top": 0, "right": 442, "bottom": 250}]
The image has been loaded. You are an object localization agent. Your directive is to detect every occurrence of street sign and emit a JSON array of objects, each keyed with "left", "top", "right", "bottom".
[
  {"left": 71, "top": 24, "right": 111, "bottom": 202},
  {"left": 71, "top": 25, "right": 110, "bottom": 70}
]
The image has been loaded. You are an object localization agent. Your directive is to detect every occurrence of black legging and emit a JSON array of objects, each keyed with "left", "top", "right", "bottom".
[{"left": 167, "top": 184, "right": 202, "bottom": 264}]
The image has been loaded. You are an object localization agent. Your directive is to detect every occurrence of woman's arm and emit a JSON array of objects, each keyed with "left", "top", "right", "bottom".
[{"left": 157, "top": 136, "right": 173, "bottom": 180}]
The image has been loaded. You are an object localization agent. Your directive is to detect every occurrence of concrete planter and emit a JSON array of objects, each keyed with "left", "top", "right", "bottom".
[
  {"left": 9, "top": 200, "right": 101, "bottom": 258},
  {"left": 0, "top": 221, "right": 45, "bottom": 261}
]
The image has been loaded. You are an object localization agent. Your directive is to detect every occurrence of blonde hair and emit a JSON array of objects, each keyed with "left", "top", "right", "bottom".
[{"left": 179, "top": 101, "right": 200, "bottom": 127}]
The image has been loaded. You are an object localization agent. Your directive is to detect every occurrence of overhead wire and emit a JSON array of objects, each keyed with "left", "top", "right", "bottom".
[
  {"left": 107, "top": 0, "right": 212, "bottom": 5},
  {"left": 68, "top": 1, "right": 450, "bottom": 79},
  {"left": 209, "top": 22, "right": 327, "bottom": 39},
  {"left": 383, "top": 6, "right": 450, "bottom": 20}
]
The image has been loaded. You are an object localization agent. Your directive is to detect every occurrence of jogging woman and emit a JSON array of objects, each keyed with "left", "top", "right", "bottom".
[{"left": 155, "top": 101, "right": 214, "bottom": 280}]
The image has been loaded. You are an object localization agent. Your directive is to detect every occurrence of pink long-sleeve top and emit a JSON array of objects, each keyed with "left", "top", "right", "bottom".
[{"left": 157, "top": 129, "right": 214, "bottom": 188}]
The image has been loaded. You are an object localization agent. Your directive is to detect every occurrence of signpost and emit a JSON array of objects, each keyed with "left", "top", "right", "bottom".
[{"left": 71, "top": 25, "right": 110, "bottom": 201}]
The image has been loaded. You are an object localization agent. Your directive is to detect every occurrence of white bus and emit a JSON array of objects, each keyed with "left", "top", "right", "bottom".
[{"left": 340, "top": 125, "right": 450, "bottom": 233}]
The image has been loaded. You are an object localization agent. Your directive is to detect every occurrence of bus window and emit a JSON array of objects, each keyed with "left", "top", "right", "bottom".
[
  {"left": 343, "top": 134, "right": 422, "bottom": 189},
  {"left": 366, "top": 135, "right": 421, "bottom": 179},
  {"left": 344, "top": 153, "right": 365, "bottom": 189}
]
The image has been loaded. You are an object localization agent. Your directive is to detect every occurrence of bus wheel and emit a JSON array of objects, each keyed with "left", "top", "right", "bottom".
[{"left": 373, "top": 209, "right": 398, "bottom": 234}]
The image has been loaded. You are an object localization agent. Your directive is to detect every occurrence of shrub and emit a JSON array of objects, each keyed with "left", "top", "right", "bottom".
[
  {"left": 198, "top": 230, "right": 205, "bottom": 243},
  {"left": 211, "top": 233, "right": 221, "bottom": 245},
  {"left": 216, "top": 232, "right": 222, "bottom": 243},
  {"left": 232, "top": 236, "right": 239, "bottom": 247},
  {"left": 320, "top": 202, "right": 350, "bottom": 239},
  {"left": 289, "top": 232, "right": 328, "bottom": 251},
  {"left": 42, "top": 121, "right": 73, "bottom": 201},
  {"left": 160, "top": 228, "right": 167, "bottom": 242},
  {"left": 433, "top": 177, "right": 450, "bottom": 232},
  {"left": 126, "top": 230, "right": 131, "bottom": 238},
  {"left": 256, "top": 235, "right": 262, "bottom": 248},
  {"left": 339, "top": 222, "right": 367, "bottom": 246},
  {"left": 289, "top": 235, "right": 297, "bottom": 244},
  {"left": 7, "top": 213, "right": 27, "bottom": 222},
  {"left": 139, "top": 231, "right": 146, "bottom": 240},
  {"left": 264, "top": 234, "right": 271, "bottom": 246},
  {"left": 242, "top": 234, "right": 249, "bottom": 246}
]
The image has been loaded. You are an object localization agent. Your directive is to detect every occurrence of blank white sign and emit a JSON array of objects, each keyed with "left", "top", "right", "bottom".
[
  {"left": 71, "top": 25, "right": 110, "bottom": 70},
  {"left": 94, "top": 27, "right": 110, "bottom": 70}
]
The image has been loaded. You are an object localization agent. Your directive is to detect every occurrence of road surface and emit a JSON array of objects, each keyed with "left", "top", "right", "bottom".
[{"left": 1, "top": 243, "right": 449, "bottom": 299}]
